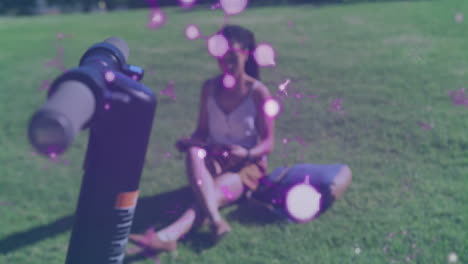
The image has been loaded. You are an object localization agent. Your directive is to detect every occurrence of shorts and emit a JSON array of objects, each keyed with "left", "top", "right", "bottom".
[
  {"left": 204, "top": 153, "right": 267, "bottom": 191},
  {"left": 268, "top": 163, "right": 344, "bottom": 187},
  {"left": 253, "top": 163, "right": 345, "bottom": 221}
]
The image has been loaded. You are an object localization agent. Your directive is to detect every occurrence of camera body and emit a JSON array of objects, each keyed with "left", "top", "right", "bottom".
[
  {"left": 29, "top": 38, "right": 147, "bottom": 157},
  {"left": 28, "top": 37, "right": 157, "bottom": 264}
]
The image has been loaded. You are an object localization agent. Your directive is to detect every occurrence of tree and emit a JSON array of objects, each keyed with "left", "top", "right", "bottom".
[
  {"left": 0, "top": 0, "right": 36, "bottom": 15},
  {"left": 104, "top": 0, "right": 117, "bottom": 10},
  {"left": 46, "top": 0, "right": 101, "bottom": 12}
]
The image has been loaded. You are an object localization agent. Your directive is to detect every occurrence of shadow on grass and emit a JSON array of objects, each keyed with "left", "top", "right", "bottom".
[
  {"left": 226, "top": 201, "right": 283, "bottom": 226},
  {"left": 0, "top": 215, "right": 74, "bottom": 255},
  {"left": 0, "top": 187, "right": 190, "bottom": 255},
  {"left": 0, "top": 186, "right": 278, "bottom": 258}
]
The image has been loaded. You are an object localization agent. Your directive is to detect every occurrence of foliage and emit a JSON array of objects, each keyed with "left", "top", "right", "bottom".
[{"left": 0, "top": 0, "right": 36, "bottom": 15}]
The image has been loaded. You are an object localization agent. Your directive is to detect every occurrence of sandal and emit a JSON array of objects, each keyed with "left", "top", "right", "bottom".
[
  {"left": 210, "top": 219, "right": 231, "bottom": 244},
  {"left": 128, "top": 230, "right": 177, "bottom": 252}
]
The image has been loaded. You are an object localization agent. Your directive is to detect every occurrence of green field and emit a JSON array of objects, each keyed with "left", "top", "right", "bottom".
[{"left": 1, "top": 1, "right": 468, "bottom": 263}]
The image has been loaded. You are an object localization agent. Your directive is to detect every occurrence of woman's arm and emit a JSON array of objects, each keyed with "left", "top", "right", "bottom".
[{"left": 249, "top": 83, "right": 275, "bottom": 158}]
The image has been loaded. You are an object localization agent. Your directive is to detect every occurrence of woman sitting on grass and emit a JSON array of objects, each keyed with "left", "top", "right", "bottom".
[
  {"left": 128, "top": 24, "right": 353, "bottom": 256},
  {"left": 129, "top": 24, "right": 276, "bottom": 251}
]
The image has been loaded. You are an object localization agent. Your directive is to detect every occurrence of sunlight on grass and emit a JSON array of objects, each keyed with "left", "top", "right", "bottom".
[{"left": 0, "top": 1, "right": 467, "bottom": 263}]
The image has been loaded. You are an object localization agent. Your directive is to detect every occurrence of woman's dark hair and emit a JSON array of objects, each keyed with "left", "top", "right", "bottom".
[{"left": 220, "top": 24, "right": 260, "bottom": 80}]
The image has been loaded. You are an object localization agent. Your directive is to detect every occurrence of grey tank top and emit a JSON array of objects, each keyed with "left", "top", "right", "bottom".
[{"left": 206, "top": 78, "right": 262, "bottom": 149}]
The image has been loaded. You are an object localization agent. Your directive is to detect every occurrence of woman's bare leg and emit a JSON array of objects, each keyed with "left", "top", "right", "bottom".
[
  {"left": 185, "top": 146, "right": 224, "bottom": 226},
  {"left": 156, "top": 205, "right": 199, "bottom": 242},
  {"left": 158, "top": 172, "right": 244, "bottom": 240},
  {"left": 128, "top": 172, "right": 244, "bottom": 252},
  {"left": 213, "top": 172, "right": 245, "bottom": 207},
  {"left": 330, "top": 165, "right": 352, "bottom": 199}
]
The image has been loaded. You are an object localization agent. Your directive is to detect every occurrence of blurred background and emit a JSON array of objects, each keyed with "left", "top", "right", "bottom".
[
  {"left": 0, "top": 0, "right": 400, "bottom": 16},
  {"left": 0, "top": 0, "right": 467, "bottom": 263}
]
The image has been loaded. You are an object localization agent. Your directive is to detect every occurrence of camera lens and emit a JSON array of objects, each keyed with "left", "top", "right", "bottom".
[{"left": 29, "top": 110, "right": 70, "bottom": 157}]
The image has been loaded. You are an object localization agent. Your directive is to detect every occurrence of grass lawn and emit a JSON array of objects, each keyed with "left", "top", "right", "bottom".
[{"left": 1, "top": 0, "right": 468, "bottom": 263}]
